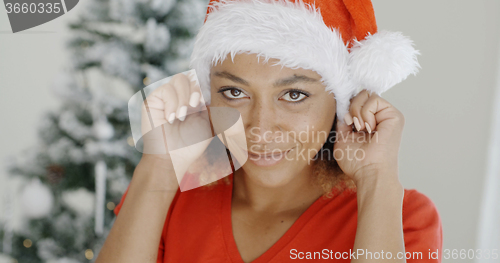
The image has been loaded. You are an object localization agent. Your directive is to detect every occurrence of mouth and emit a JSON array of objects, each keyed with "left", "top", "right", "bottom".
[
  {"left": 245, "top": 148, "right": 294, "bottom": 167},
  {"left": 247, "top": 150, "right": 289, "bottom": 158}
]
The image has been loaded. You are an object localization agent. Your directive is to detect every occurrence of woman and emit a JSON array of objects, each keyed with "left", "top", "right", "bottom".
[{"left": 97, "top": 0, "right": 442, "bottom": 262}]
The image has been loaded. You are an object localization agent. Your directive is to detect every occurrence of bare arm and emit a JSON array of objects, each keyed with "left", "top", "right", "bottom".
[
  {"left": 95, "top": 71, "right": 211, "bottom": 262},
  {"left": 335, "top": 90, "right": 409, "bottom": 262},
  {"left": 95, "top": 155, "right": 179, "bottom": 263},
  {"left": 351, "top": 170, "right": 406, "bottom": 263}
]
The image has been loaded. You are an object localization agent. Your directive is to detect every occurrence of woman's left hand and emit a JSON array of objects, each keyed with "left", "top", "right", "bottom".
[{"left": 334, "top": 89, "right": 405, "bottom": 185}]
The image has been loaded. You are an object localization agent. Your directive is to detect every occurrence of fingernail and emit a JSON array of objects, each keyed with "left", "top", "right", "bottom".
[
  {"left": 177, "top": 106, "right": 187, "bottom": 121},
  {"left": 344, "top": 113, "right": 353, "bottom": 126},
  {"left": 365, "top": 122, "right": 371, "bottom": 133},
  {"left": 168, "top": 113, "right": 176, "bottom": 124},
  {"left": 189, "top": 92, "right": 200, "bottom": 107},
  {"left": 353, "top": 117, "right": 361, "bottom": 131}
]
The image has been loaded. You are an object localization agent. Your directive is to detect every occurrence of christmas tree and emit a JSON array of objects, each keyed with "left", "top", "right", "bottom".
[{"left": 0, "top": 0, "right": 208, "bottom": 261}]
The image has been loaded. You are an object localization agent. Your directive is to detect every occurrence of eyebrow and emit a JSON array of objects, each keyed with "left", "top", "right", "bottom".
[
  {"left": 273, "top": 74, "right": 319, "bottom": 87},
  {"left": 213, "top": 71, "right": 319, "bottom": 87}
]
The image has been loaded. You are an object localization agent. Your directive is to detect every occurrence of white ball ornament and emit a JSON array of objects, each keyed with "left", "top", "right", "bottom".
[
  {"left": 62, "top": 188, "right": 95, "bottom": 217},
  {"left": 20, "top": 179, "right": 54, "bottom": 219},
  {"left": 93, "top": 117, "right": 114, "bottom": 140}
]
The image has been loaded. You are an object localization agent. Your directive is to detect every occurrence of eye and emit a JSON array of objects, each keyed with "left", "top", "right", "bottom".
[
  {"left": 218, "top": 87, "right": 249, "bottom": 100},
  {"left": 280, "top": 90, "right": 308, "bottom": 102}
]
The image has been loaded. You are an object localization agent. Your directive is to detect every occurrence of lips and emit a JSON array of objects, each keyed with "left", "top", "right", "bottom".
[
  {"left": 248, "top": 149, "right": 288, "bottom": 158},
  {"left": 243, "top": 148, "right": 294, "bottom": 167},
  {"left": 234, "top": 143, "right": 296, "bottom": 167}
]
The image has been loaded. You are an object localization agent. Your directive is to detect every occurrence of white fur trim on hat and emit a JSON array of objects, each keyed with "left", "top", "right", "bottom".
[
  {"left": 349, "top": 30, "right": 421, "bottom": 96},
  {"left": 189, "top": 0, "right": 420, "bottom": 124}
]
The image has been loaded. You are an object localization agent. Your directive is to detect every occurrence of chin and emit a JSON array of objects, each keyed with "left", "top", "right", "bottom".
[
  {"left": 239, "top": 163, "right": 297, "bottom": 188},
  {"left": 233, "top": 147, "right": 310, "bottom": 188}
]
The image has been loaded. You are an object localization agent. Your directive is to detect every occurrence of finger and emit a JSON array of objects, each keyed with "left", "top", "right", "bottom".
[
  {"left": 343, "top": 111, "right": 354, "bottom": 126},
  {"left": 186, "top": 71, "right": 203, "bottom": 108},
  {"left": 359, "top": 93, "right": 382, "bottom": 134},
  {"left": 349, "top": 89, "right": 371, "bottom": 132},
  {"left": 171, "top": 73, "right": 191, "bottom": 121},
  {"left": 187, "top": 71, "right": 207, "bottom": 106},
  {"left": 160, "top": 84, "right": 178, "bottom": 124},
  {"left": 145, "top": 84, "right": 173, "bottom": 126},
  {"left": 359, "top": 94, "right": 401, "bottom": 144},
  {"left": 343, "top": 112, "right": 357, "bottom": 132},
  {"left": 147, "top": 83, "right": 178, "bottom": 125}
]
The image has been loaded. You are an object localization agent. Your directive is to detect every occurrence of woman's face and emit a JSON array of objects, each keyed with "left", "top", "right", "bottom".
[{"left": 209, "top": 53, "right": 336, "bottom": 188}]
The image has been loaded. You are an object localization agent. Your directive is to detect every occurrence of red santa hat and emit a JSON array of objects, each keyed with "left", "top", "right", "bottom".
[{"left": 189, "top": 0, "right": 420, "bottom": 123}]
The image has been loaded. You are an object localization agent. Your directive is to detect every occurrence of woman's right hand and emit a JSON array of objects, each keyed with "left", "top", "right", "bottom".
[{"left": 140, "top": 70, "right": 213, "bottom": 185}]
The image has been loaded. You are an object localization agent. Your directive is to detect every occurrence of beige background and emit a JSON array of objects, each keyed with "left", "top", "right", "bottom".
[{"left": 1, "top": 0, "right": 499, "bottom": 261}]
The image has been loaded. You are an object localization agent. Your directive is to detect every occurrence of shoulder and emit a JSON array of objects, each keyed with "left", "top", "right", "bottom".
[
  {"left": 113, "top": 178, "right": 230, "bottom": 216},
  {"left": 402, "top": 189, "right": 440, "bottom": 221},
  {"left": 166, "top": 178, "right": 230, "bottom": 213},
  {"left": 402, "top": 188, "right": 443, "bottom": 249}
]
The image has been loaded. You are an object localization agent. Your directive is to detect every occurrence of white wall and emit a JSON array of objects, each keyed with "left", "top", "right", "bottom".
[
  {"left": 1, "top": 0, "right": 499, "bottom": 261},
  {"left": 0, "top": 0, "right": 90, "bottom": 229},
  {"left": 374, "top": 0, "right": 500, "bottom": 259}
]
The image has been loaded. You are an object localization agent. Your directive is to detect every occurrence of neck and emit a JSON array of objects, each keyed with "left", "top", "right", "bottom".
[{"left": 232, "top": 164, "right": 324, "bottom": 214}]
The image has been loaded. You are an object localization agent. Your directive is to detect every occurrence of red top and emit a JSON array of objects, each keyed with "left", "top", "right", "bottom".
[{"left": 114, "top": 173, "right": 443, "bottom": 262}]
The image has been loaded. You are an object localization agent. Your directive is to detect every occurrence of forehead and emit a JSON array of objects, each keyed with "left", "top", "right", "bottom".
[{"left": 210, "top": 52, "right": 323, "bottom": 81}]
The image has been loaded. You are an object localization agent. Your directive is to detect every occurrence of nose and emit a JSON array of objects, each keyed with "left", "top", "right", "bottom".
[{"left": 246, "top": 100, "right": 281, "bottom": 145}]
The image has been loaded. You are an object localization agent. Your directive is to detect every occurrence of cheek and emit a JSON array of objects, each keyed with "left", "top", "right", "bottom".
[
  {"left": 209, "top": 90, "right": 223, "bottom": 107},
  {"left": 288, "top": 110, "right": 334, "bottom": 147}
]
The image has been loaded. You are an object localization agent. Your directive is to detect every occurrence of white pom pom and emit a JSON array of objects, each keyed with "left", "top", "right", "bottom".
[
  {"left": 93, "top": 117, "right": 114, "bottom": 140},
  {"left": 20, "top": 179, "right": 54, "bottom": 219},
  {"left": 62, "top": 188, "right": 95, "bottom": 217},
  {"left": 349, "top": 30, "right": 421, "bottom": 95}
]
